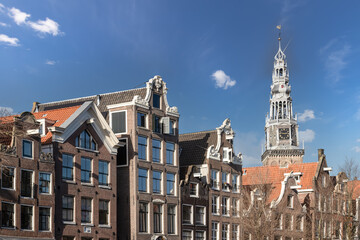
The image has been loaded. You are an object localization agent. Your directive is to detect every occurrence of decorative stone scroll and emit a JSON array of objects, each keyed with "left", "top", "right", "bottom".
[
  {"left": 207, "top": 118, "right": 235, "bottom": 160},
  {"left": 40, "top": 152, "right": 54, "bottom": 162}
]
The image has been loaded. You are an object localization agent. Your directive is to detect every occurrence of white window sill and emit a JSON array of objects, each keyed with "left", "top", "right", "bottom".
[
  {"left": 62, "top": 179, "right": 76, "bottom": 184},
  {"left": 99, "top": 185, "right": 111, "bottom": 190},
  {"left": 39, "top": 230, "right": 51, "bottom": 232},
  {"left": 81, "top": 223, "right": 94, "bottom": 226},
  {"left": 1, "top": 187, "right": 15, "bottom": 191},
  {"left": 99, "top": 224, "right": 111, "bottom": 228},
  {"left": 190, "top": 195, "right": 199, "bottom": 198},
  {"left": 22, "top": 156, "right": 34, "bottom": 160},
  {"left": 182, "top": 223, "right": 193, "bottom": 225},
  {"left": 39, "top": 192, "right": 52, "bottom": 195},
  {"left": 1, "top": 227, "right": 15, "bottom": 230},
  {"left": 76, "top": 147, "right": 99, "bottom": 153},
  {"left": 212, "top": 213, "right": 220, "bottom": 216},
  {"left": 20, "top": 229, "right": 34, "bottom": 231},
  {"left": 20, "top": 196, "right": 33, "bottom": 199},
  {"left": 63, "top": 221, "right": 76, "bottom": 225},
  {"left": 81, "top": 183, "right": 94, "bottom": 187}
]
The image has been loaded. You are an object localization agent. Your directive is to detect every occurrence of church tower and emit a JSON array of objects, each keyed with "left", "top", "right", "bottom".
[{"left": 261, "top": 33, "right": 304, "bottom": 166}]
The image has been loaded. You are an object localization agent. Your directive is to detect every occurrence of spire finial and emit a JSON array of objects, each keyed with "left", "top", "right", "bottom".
[{"left": 276, "top": 25, "right": 282, "bottom": 49}]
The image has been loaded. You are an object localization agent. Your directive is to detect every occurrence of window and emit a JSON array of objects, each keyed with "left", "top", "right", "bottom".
[
  {"left": 183, "top": 230, "right": 193, "bottom": 240},
  {"left": 166, "top": 142, "right": 175, "bottom": 165},
  {"left": 232, "top": 174, "right": 239, "bottom": 192},
  {"left": 116, "top": 139, "right": 128, "bottom": 166},
  {"left": 39, "top": 207, "right": 50, "bottom": 231},
  {"left": 1, "top": 202, "right": 14, "bottom": 228},
  {"left": 153, "top": 93, "right": 161, "bottom": 108},
  {"left": 212, "top": 222, "right": 219, "bottom": 240},
  {"left": 62, "top": 196, "right": 74, "bottom": 222},
  {"left": 211, "top": 170, "right": 219, "bottom": 189},
  {"left": 21, "top": 170, "right": 33, "bottom": 197},
  {"left": 138, "top": 168, "right": 148, "bottom": 192},
  {"left": 22, "top": 139, "right": 33, "bottom": 158},
  {"left": 285, "top": 214, "right": 292, "bottom": 230},
  {"left": 223, "top": 147, "right": 232, "bottom": 162},
  {"left": 296, "top": 215, "right": 303, "bottom": 231},
  {"left": 152, "top": 139, "right": 161, "bottom": 163},
  {"left": 153, "top": 203, "right": 162, "bottom": 233},
  {"left": 274, "top": 213, "right": 282, "bottom": 229},
  {"left": 139, "top": 202, "right": 148, "bottom": 232},
  {"left": 153, "top": 171, "right": 162, "bottom": 194},
  {"left": 81, "top": 157, "right": 92, "bottom": 183},
  {"left": 110, "top": 111, "right": 126, "bottom": 134},
  {"left": 168, "top": 205, "right": 176, "bottom": 234},
  {"left": 81, "top": 197, "right": 92, "bottom": 223},
  {"left": 212, "top": 195, "right": 219, "bottom": 214},
  {"left": 39, "top": 172, "right": 51, "bottom": 194},
  {"left": 232, "top": 224, "right": 239, "bottom": 240},
  {"left": 21, "top": 205, "right": 33, "bottom": 230},
  {"left": 62, "top": 154, "right": 74, "bottom": 180},
  {"left": 166, "top": 173, "right": 175, "bottom": 195},
  {"left": 183, "top": 205, "right": 193, "bottom": 224},
  {"left": 195, "top": 206, "right": 205, "bottom": 225},
  {"left": 222, "top": 223, "right": 229, "bottom": 240},
  {"left": 190, "top": 183, "right": 198, "bottom": 197},
  {"left": 137, "top": 112, "right": 147, "bottom": 128},
  {"left": 63, "top": 237, "right": 74, "bottom": 240},
  {"left": 153, "top": 115, "right": 161, "bottom": 133},
  {"left": 196, "top": 231, "right": 205, "bottom": 240},
  {"left": 99, "top": 161, "right": 109, "bottom": 186},
  {"left": 232, "top": 198, "right": 239, "bottom": 217},
  {"left": 322, "top": 175, "right": 327, "bottom": 187},
  {"left": 99, "top": 200, "right": 109, "bottom": 225},
  {"left": 138, "top": 136, "right": 147, "bottom": 160},
  {"left": 2, "top": 166, "right": 15, "bottom": 189},
  {"left": 222, "top": 172, "right": 230, "bottom": 191},
  {"left": 76, "top": 130, "right": 97, "bottom": 150},
  {"left": 170, "top": 120, "right": 175, "bottom": 135},
  {"left": 287, "top": 195, "right": 293, "bottom": 208},
  {"left": 222, "top": 197, "right": 229, "bottom": 216}
]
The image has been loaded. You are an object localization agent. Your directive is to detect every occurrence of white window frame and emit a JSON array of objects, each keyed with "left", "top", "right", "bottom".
[
  {"left": 138, "top": 168, "right": 148, "bottom": 193},
  {"left": 222, "top": 147, "right": 232, "bottom": 163},
  {"left": 139, "top": 201, "right": 149, "bottom": 233},
  {"left": 98, "top": 199, "right": 110, "bottom": 227},
  {"left": 212, "top": 221, "right": 219, "bottom": 240},
  {"left": 152, "top": 170, "right": 163, "bottom": 195},
  {"left": 80, "top": 157, "right": 93, "bottom": 185},
  {"left": 22, "top": 139, "right": 34, "bottom": 159},
  {"left": 232, "top": 174, "right": 239, "bottom": 193},
  {"left": 232, "top": 224, "right": 239, "bottom": 240},
  {"left": 1, "top": 166, "right": 15, "bottom": 190},
  {"left": 222, "top": 223, "right": 229, "bottom": 240},
  {"left": 1, "top": 201, "right": 16, "bottom": 229},
  {"left": 212, "top": 195, "right": 220, "bottom": 215},
  {"left": 222, "top": 197, "right": 230, "bottom": 216},
  {"left": 287, "top": 195, "right": 294, "bottom": 208},
  {"left": 80, "top": 197, "right": 93, "bottom": 225},
  {"left": 195, "top": 230, "right": 206, "bottom": 240},
  {"left": 189, "top": 182, "right": 199, "bottom": 198},
  {"left": 98, "top": 160, "right": 110, "bottom": 187},
  {"left": 183, "top": 229, "right": 193, "bottom": 240},
  {"left": 62, "top": 195, "right": 75, "bottom": 224},
  {"left": 38, "top": 206, "right": 52, "bottom": 232},
  {"left": 211, "top": 170, "right": 219, "bottom": 190},
  {"left": 195, "top": 205, "right": 206, "bottom": 225},
  {"left": 167, "top": 204, "right": 177, "bottom": 235},
  {"left": 20, "top": 204, "right": 34, "bottom": 231},
  {"left": 137, "top": 111, "right": 148, "bottom": 129},
  {"left": 231, "top": 198, "right": 239, "bottom": 217},
  {"left": 109, "top": 110, "right": 127, "bottom": 134},
  {"left": 39, "top": 172, "right": 52, "bottom": 195},
  {"left": 222, "top": 172, "right": 230, "bottom": 192},
  {"left": 182, "top": 204, "right": 193, "bottom": 225},
  {"left": 20, "top": 169, "right": 34, "bottom": 198}
]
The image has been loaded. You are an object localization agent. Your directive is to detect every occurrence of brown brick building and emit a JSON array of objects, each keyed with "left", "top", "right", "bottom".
[
  {"left": 0, "top": 112, "right": 55, "bottom": 240},
  {"left": 179, "top": 119, "right": 242, "bottom": 240},
  {"left": 35, "top": 75, "right": 181, "bottom": 240}
]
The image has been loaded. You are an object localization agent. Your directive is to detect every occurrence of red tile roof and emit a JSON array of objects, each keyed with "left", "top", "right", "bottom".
[
  {"left": 33, "top": 106, "right": 80, "bottom": 144},
  {"left": 243, "top": 162, "right": 319, "bottom": 202},
  {"left": 348, "top": 180, "right": 360, "bottom": 200}
]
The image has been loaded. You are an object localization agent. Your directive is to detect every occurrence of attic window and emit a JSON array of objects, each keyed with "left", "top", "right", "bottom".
[
  {"left": 76, "top": 130, "right": 97, "bottom": 151},
  {"left": 42, "top": 114, "right": 47, "bottom": 117},
  {"left": 153, "top": 94, "right": 160, "bottom": 109}
]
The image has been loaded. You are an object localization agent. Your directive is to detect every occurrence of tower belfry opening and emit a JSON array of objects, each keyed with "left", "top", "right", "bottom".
[{"left": 262, "top": 29, "right": 304, "bottom": 167}]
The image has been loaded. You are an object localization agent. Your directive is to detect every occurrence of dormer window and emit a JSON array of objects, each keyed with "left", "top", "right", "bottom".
[
  {"left": 153, "top": 93, "right": 161, "bottom": 109},
  {"left": 76, "top": 130, "right": 97, "bottom": 150}
]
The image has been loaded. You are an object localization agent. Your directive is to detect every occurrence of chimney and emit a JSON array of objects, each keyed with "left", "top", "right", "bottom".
[{"left": 318, "top": 149, "right": 324, "bottom": 161}]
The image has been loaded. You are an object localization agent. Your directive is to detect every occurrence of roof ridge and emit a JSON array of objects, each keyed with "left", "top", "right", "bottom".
[
  {"left": 35, "top": 105, "right": 81, "bottom": 114},
  {"left": 38, "top": 87, "right": 146, "bottom": 106},
  {"left": 243, "top": 161, "right": 319, "bottom": 170},
  {"left": 180, "top": 129, "right": 217, "bottom": 136}
]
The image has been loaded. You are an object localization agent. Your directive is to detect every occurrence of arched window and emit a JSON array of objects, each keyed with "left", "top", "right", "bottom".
[
  {"left": 76, "top": 130, "right": 97, "bottom": 150},
  {"left": 279, "top": 68, "right": 283, "bottom": 77}
]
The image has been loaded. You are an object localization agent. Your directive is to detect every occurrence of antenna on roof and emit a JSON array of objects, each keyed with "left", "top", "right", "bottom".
[{"left": 283, "top": 38, "right": 292, "bottom": 53}]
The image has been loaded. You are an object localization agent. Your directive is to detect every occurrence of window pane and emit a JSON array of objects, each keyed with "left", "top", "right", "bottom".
[
  {"left": 21, "top": 205, "right": 33, "bottom": 230},
  {"left": 166, "top": 142, "right": 175, "bottom": 165},
  {"left": 2, "top": 167, "right": 14, "bottom": 189},
  {"left": 167, "top": 205, "right": 176, "bottom": 234},
  {"left": 153, "top": 204, "right": 162, "bottom": 233},
  {"left": 99, "top": 200, "right": 109, "bottom": 225},
  {"left": 138, "top": 168, "right": 148, "bottom": 192},
  {"left": 153, "top": 94, "right": 160, "bottom": 108},
  {"left": 137, "top": 112, "right": 146, "bottom": 127},
  {"left": 39, "top": 207, "right": 50, "bottom": 231},
  {"left": 138, "top": 136, "right": 147, "bottom": 160},
  {"left": 62, "top": 196, "right": 74, "bottom": 222},
  {"left": 116, "top": 139, "right": 128, "bottom": 166},
  {"left": 62, "top": 154, "right": 74, "bottom": 180},
  {"left": 99, "top": 161, "right": 109, "bottom": 186},
  {"left": 152, "top": 139, "right": 161, "bottom": 163},
  {"left": 81, "top": 198, "right": 92, "bottom": 223},
  {"left": 153, "top": 171, "right": 162, "bottom": 194},
  {"left": 23, "top": 140, "right": 32, "bottom": 158},
  {"left": 81, "top": 157, "right": 92, "bottom": 183},
  {"left": 112, "top": 111, "right": 126, "bottom": 133},
  {"left": 1, "top": 202, "right": 14, "bottom": 228},
  {"left": 39, "top": 173, "right": 51, "bottom": 194},
  {"left": 21, "top": 170, "right": 32, "bottom": 197},
  {"left": 139, "top": 202, "right": 148, "bottom": 232},
  {"left": 167, "top": 173, "right": 175, "bottom": 195},
  {"left": 183, "top": 205, "right": 192, "bottom": 224}
]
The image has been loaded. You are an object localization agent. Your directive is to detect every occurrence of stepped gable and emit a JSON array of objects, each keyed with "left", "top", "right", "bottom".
[
  {"left": 37, "top": 87, "right": 147, "bottom": 115},
  {"left": 243, "top": 162, "right": 318, "bottom": 202},
  {"left": 179, "top": 130, "right": 217, "bottom": 166},
  {"left": 33, "top": 105, "right": 81, "bottom": 144}
]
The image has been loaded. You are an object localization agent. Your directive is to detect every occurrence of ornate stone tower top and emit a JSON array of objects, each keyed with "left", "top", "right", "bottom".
[{"left": 262, "top": 29, "right": 304, "bottom": 167}]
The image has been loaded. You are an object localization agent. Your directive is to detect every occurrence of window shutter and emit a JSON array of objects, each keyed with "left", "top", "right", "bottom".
[
  {"left": 152, "top": 115, "right": 155, "bottom": 131},
  {"left": 112, "top": 112, "right": 126, "bottom": 133}
]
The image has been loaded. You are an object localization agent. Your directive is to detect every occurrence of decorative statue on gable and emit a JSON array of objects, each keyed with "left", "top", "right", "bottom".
[{"left": 150, "top": 75, "right": 163, "bottom": 91}]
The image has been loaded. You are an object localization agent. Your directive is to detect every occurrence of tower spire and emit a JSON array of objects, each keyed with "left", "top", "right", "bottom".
[{"left": 261, "top": 27, "right": 304, "bottom": 167}]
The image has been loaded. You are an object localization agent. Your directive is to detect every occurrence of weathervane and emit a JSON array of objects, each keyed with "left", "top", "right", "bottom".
[{"left": 276, "top": 25, "right": 281, "bottom": 41}]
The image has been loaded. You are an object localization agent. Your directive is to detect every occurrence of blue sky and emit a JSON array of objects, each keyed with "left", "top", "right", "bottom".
[{"left": 0, "top": 0, "right": 360, "bottom": 169}]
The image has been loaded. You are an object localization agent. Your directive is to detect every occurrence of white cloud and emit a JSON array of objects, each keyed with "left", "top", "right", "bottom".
[
  {"left": 0, "top": 34, "right": 19, "bottom": 46},
  {"left": 353, "top": 146, "right": 360, "bottom": 153},
  {"left": 28, "top": 18, "right": 61, "bottom": 36},
  {"left": 298, "top": 109, "right": 315, "bottom": 122},
  {"left": 0, "top": 22, "right": 9, "bottom": 27},
  {"left": 211, "top": 70, "right": 236, "bottom": 90},
  {"left": 0, "top": 3, "right": 5, "bottom": 12},
  {"left": 320, "top": 39, "right": 351, "bottom": 85},
  {"left": 299, "top": 129, "right": 315, "bottom": 143},
  {"left": 357, "top": 139, "right": 360, "bottom": 143},
  {"left": 45, "top": 60, "right": 56, "bottom": 65},
  {"left": 8, "top": 7, "right": 30, "bottom": 25}
]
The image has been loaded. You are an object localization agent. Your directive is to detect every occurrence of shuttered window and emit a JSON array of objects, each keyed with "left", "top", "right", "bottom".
[{"left": 111, "top": 111, "right": 126, "bottom": 134}]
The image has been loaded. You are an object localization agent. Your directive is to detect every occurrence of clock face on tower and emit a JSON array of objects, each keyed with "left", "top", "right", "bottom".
[{"left": 279, "top": 128, "right": 290, "bottom": 140}]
